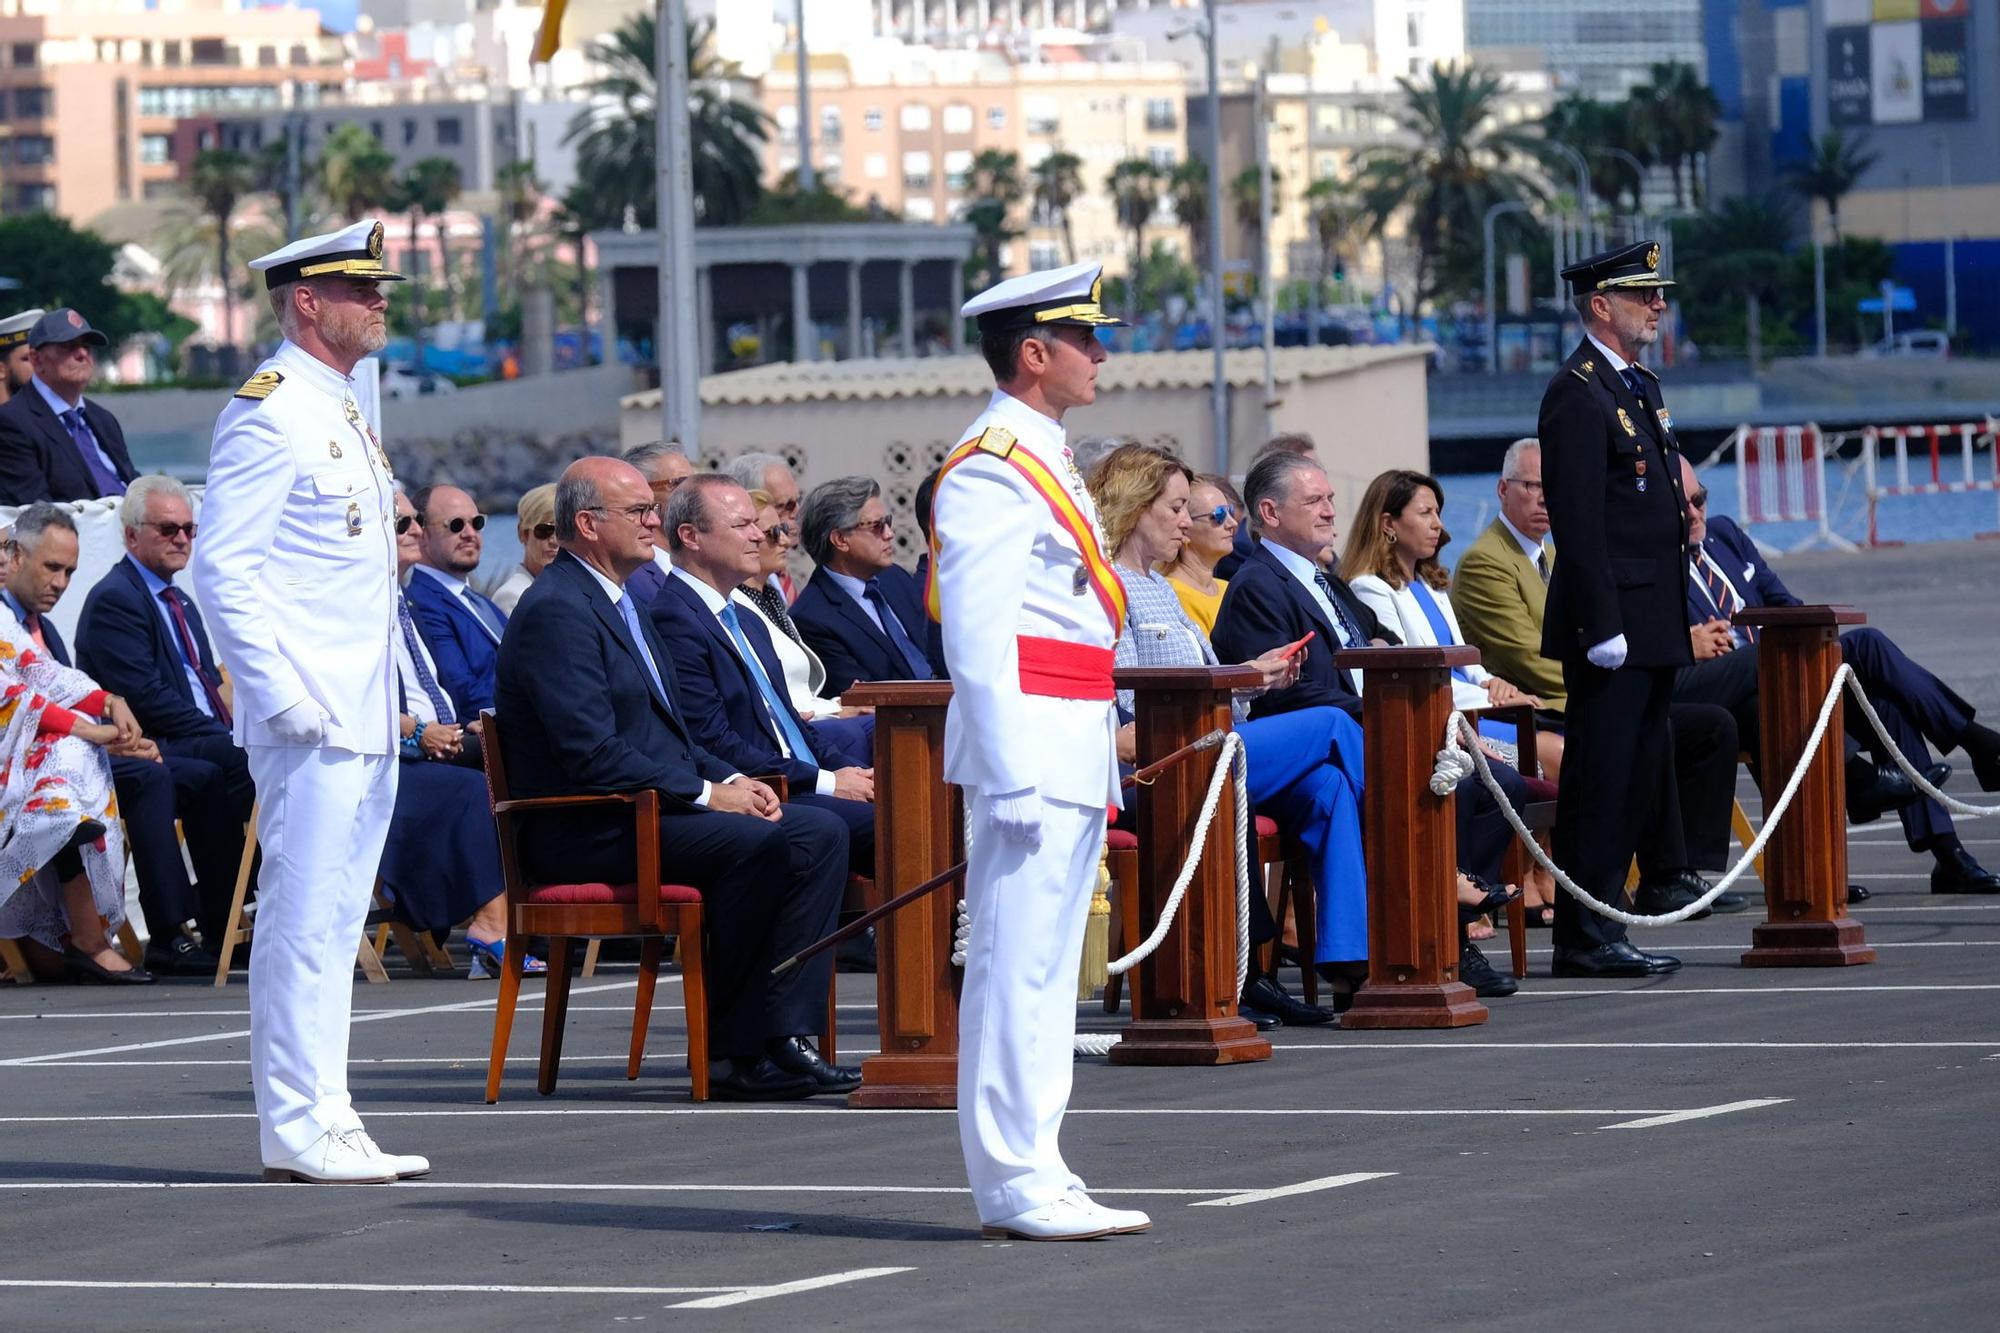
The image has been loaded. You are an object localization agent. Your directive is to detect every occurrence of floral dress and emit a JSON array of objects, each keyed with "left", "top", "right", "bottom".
[{"left": 0, "top": 616, "right": 126, "bottom": 950}]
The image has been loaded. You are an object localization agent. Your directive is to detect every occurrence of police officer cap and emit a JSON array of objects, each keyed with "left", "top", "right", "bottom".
[
  {"left": 0, "top": 308, "right": 45, "bottom": 351},
  {"left": 27, "top": 308, "right": 109, "bottom": 349},
  {"left": 1561, "top": 239, "right": 1675, "bottom": 296},
  {"left": 960, "top": 261, "right": 1128, "bottom": 335},
  {"left": 249, "top": 218, "right": 408, "bottom": 290}
]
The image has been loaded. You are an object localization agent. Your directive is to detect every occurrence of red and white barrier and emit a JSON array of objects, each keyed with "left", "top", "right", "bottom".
[
  {"left": 1861, "top": 420, "right": 2000, "bottom": 547},
  {"left": 1729, "top": 423, "right": 1855, "bottom": 553}
]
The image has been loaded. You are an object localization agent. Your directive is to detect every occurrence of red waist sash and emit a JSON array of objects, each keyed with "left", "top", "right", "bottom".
[{"left": 1017, "top": 635, "right": 1114, "bottom": 701}]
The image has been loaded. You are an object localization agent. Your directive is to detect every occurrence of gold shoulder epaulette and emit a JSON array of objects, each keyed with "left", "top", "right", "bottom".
[
  {"left": 1633, "top": 361, "right": 1660, "bottom": 381},
  {"left": 972, "top": 426, "right": 1016, "bottom": 458},
  {"left": 233, "top": 369, "right": 284, "bottom": 402},
  {"left": 1569, "top": 359, "right": 1594, "bottom": 382}
]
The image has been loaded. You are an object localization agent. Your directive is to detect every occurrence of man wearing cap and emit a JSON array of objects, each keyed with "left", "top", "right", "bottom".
[
  {"left": 0, "top": 308, "right": 138, "bottom": 504},
  {"left": 189, "top": 219, "right": 426, "bottom": 1185},
  {"left": 0, "top": 309, "right": 45, "bottom": 404},
  {"left": 931, "top": 261, "right": 1151, "bottom": 1242},
  {"left": 1539, "top": 241, "right": 1692, "bottom": 979}
]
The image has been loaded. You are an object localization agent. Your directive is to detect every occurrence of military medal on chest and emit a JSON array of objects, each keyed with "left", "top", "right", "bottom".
[
  {"left": 1616, "top": 406, "right": 1638, "bottom": 437},
  {"left": 345, "top": 501, "right": 364, "bottom": 536},
  {"left": 1072, "top": 564, "right": 1090, "bottom": 596},
  {"left": 1634, "top": 458, "right": 1648, "bottom": 493}
]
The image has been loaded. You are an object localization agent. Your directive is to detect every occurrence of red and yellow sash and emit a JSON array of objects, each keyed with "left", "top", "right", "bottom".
[{"left": 925, "top": 429, "right": 1128, "bottom": 635}]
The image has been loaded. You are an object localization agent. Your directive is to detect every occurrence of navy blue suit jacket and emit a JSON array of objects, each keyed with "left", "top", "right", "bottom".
[
  {"left": 0, "top": 388, "right": 138, "bottom": 505},
  {"left": 76, "top": 557, "right": 231, "bottom": 742},
  {"left": 493, "top": 551, "right": 737, "bottom": 882},
  {"left": 790, "top": 563, "right": 937, "bottom": 695},
  {"left": 405, "top": 567, "right": 506, "bottom": 720},
  {"left": 1210, "top": 539, "right": 1396, "bottom": 723},
  {"left": 1685, "top": 514, "right": 1799, "bottom": 624},
  {"left": 650, "top": 572, "right": 865, "bottom": 792}
]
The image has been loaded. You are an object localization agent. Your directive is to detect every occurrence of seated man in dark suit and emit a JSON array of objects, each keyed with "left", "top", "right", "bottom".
[
  {"left": 493, "top": 456, "right": 856, "bottom": 1099},
  {"left": 1678, "top": 455, "right": 2000, "bottom": 893},
  {"left": 650, "top": 475, "right": 877, "bottom": 878},
  {"left": 4, "top": 503, "right": 235, "bottom": 975},
  {"left": 790, "top": 475, "right": 942, "bottom": 694},
  {"left": 1214, "top": 433, "right": 1318, "bottom": 582},
  {"left": 405, "top": 483, "right": 506, "bottom": 725},
  {"left": 0, "top": 309, "right": 137, "bottom": 505}
]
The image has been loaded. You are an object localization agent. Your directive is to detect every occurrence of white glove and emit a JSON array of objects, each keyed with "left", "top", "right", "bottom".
[
  {"left": 267, "top": 698, "right": 329, "bottom": 746},
  {"left": 1585, "top": 633, "right": 1629, "bottom": 670},
  {"left": 988, "top": 787, "right": 1043, "bottom": 852}
]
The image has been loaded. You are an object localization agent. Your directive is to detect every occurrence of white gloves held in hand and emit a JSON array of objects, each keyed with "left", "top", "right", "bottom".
[
  {"left": 268, "top": 698, "right": 330, "bottom": 746},
  {"left": 988, "top": 787, "right": 1043, "bottom": 852},
  {"left": 1586, "top": 633, "right": 1629, "bottom": 670}
]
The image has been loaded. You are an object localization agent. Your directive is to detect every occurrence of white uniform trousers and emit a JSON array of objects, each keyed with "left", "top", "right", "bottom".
[
  {"left": 246, "top": 745, "right": 399, "bottom": 1161},
  {"left": 957, "top": 790, "right": 1104, "bottom": 1222}
]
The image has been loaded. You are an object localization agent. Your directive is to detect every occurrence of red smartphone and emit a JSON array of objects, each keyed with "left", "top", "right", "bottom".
[{"left": 1277, "top": 631, "right": 1316, "bottom": 660}]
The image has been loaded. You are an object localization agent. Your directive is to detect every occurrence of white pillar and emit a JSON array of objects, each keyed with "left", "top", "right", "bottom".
[
  {"left": 899, "top": 260, "right": 916, "bottom": 357},
  {"left": 792, "top": 261, "right": 814, "bottom": 363},
  {"left": 847, "top": 259, "right": 864, "bottom": 359}
]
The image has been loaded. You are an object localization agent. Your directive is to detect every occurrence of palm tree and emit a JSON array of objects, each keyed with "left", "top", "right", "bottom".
[
  {"left": 185, "top": 149, "right": 256, "bottom": 351},
  {"left": 1629, "top": 60, "right": 1721, "bottom": 208},
  {"left": 1787, "top": 129, "right": 1877, "bottom": 246},
  {"left": 1542, "top": 92, "right": 1652, "bottom": 211},
  {"left": 961, "top": 149, "right": 1022, "bottom": 291},
  {"left": 254, "top": 135, "right": 310, "bottom": 239},
  {"left": 1105, "top": 159, "right": 1161, "bottom": 319},
  {"left": 1355, "top": 63, "right": 1545, "bottom": 306},
  {"left": 318, "top": 124, "right": 396, "bottom": 222},
  {"left": 1681, "top": 194, "right": 1793, "bottom": 368},
  {"left": 1302, "top": 177, "right": 1363, "bottom": 296},
  {"left": 1168, "top": 158, "right": 1210, "bottom": 270},
  {"left": 396, "top": 157, "right": 463, "bottom": 307},
  {"left": 1031, "top": 149, "right": 1084, "bottom": 263},
  {"left": 564, "top": 13, "right": 770, "bottom": 232}
]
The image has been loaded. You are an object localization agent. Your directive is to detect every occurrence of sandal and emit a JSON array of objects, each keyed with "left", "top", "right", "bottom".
[
  {"left": 1457, "top": 875, "right": 1521, "bottom": 924},
  {"left": 465, "top": 934, "right": 546, "bottom": 979}
]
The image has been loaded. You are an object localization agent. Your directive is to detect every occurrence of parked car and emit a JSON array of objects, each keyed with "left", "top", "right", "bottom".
[
  {"left": 1859, "top": 330, "right": 1950, "bottom": 359},
  {"left": 381, "top": 365, "right": 460, "bottom": 398}
]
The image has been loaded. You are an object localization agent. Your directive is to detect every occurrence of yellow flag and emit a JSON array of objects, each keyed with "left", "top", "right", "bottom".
[{"left": 532, "top": 0, "right": 568, "bottom": 63}]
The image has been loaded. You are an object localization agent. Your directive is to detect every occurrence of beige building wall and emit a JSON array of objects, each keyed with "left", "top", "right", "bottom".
[{"left": 1831, "top": 185, "right": 2000, "bottom": 248}]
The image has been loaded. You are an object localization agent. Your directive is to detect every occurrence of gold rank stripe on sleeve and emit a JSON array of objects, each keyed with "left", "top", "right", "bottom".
[
  {"left": 233, "top": 369, "right": 284, "bottom": 401},
  {"left": 924, "top": 432, "right": 1129, "bottom": 634}
]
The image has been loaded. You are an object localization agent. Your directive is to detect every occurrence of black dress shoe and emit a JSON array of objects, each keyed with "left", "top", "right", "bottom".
[
  {"left": 1846, "top": 760, "right": 1936, "bottom": 824},
  {"left": 61, "top": 946, "right": 155, "bottom": 986},
  {"left": 1635, "top": 872, "right": 1749, "bottom": 919},
  {"left": 144, "top": 934, "right": 219, "bottom": 977},
  {"left": 764, "top": 1036, "right": 863, "bottom": 1094},
  {"left": 1240, "top": 973, "right": 1336, "bottom": 1026},
  {"left": 1459, "top": 941, "right": 1517, "bottom": 998},
  {"left": 1931, "top": 847, "right": 2000, "bottom": 895},
  {"left": 1238, "top": 1005, "right": 1283, "bottom": 1030},
  {"left": 1846, "top": 883, "right": 1872, "bottom": 902},
  {"left": 1551, "top": 940, "right": 1679, "bottom": 979},
  {"left": 710, "top": 1057, "right": 816, "bottom": 1102},
  {"left": 834, "top": 927, "right": 877, "bottom": 974}
]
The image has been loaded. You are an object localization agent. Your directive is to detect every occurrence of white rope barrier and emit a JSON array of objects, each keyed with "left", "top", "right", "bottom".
[{"left": 1843, "top": 674, "right": 1999, "bottom": 818}]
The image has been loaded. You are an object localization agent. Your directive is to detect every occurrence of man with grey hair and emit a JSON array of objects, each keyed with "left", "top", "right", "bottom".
[
  {"left": 622, "top": 441, "right": 693, "bottom": 605},
  {"left": 1216, "top": 433, "right": 1323, "bottom": 581},
  {"left": 790, "top": 475, "right": 936, "bottom": 695},
  {"left": 725, "top": 452, "right": 800, "bottom": 599}
]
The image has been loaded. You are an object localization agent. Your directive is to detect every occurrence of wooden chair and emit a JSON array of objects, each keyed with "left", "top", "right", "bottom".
[
  {"left": 0, "top": 936, "right": 34, "bottom": 984},
  {"left": 1478, "top": 704, "right": 1552, "bottom": 979},
  {"left": 211, "top": 805, "right": 391, "bottom": 986},
  {"left": 480, "top": 710, "right": 711, "bottom": 1102}
]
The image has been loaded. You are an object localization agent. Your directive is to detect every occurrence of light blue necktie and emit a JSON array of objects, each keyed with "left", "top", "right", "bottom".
[
  {"left": 615, "top": 591, "right": 670, "bottom": 707},
  {"left": 461, "top": 585, "right": 507, "bottom": 642},
  {"left": 719, "top": 603, "right": 817, "bottom": 765}
]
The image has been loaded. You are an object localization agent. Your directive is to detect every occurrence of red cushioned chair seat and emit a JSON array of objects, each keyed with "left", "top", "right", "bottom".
[
  {"left": 1522, "top": 776, "right": 1559, "bottom": 803},
  {"left": 1254, "top": 815, "right": 1278, "bottom": 838},
  {"left": 524, "top": 882, "right": 704, "bottom": 905},
  {"left": 1105, "top": 828, "right": 1139, "bottom": 851}
]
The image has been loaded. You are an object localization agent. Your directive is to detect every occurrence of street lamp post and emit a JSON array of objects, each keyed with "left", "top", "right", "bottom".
[
  {"left": 1483, "top": 200, "right": 1531, "bottom": 376},
  {"left": 1547, "top": 141, "right": 1595, "bottom": 255},
  {"left": 795, "top": 0, "right": 814, "bottom": 192},
  {"left": 1936, "top": 133, "right": 1956, "bottom": 338},
  {"left": 1202, "top": 0, "right": 1227, "bottom": 473},
  {"left": 656, "top": 0, "right": 701, "bottom": 453}
]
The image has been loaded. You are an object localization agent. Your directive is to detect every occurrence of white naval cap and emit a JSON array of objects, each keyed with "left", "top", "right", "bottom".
[
  {"left": 249, "top": 218, "right": 407, "bottom": 290},
  {"left": 0, "top": 308, "right": 45, "bottom": 351},
  {"left": 959, "top": 260, "right": 1126, "bottom": 334}
]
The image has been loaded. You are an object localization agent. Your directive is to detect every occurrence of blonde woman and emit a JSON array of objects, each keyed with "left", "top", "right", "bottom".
[{"left": 477, "top": 483, "right": 559, "bottom": 617}]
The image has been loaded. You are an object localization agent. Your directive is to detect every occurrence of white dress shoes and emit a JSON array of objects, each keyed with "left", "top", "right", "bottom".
[
  {"left": 262, "top": 1127, "right": 398, "bottom": 1184},
  {"left": 354, "top": 1131, "right": 431, "bottom": 1179},
  {"left": 1070, "top": 1190, "right": 1151, "bottom": 1235}
]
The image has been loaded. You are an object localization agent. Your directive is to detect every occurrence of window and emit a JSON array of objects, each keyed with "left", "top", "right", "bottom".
[
  {"left": 9, "top": 183, "right": 55, "bottom": 212},
  {"left": 137, "top": 84, "right": 283, "bottom": 117},
  {"left": 13, "top": 135, "right": 54, "bottom": 166},
  {"left": 403, "top": 118, "right": 417, "bottom": 145},
  {"left": 1145, "top": 98, "right": 1177, "bottom": 132},
  {"left": 163, "top": 40, "right": 182, "bottom": 67},
  {"left": 369, "top": 120, "right": 384, "bottom": 141},
  {"left": 190, "top": 38, "right": 229, "bottom": 66},
  {"left": 863, "top": 106, "right": 883, "bottom": 131},
  {"left": 290, "top": 44, "right": 309, "bottom": 66},
  {"left": 1024, "top": 96, "right": 1059, "bottom": 135},
  {"left": 775, "top": 103, "right": 798, "bottom": 143},
  {"left": 943, "top": 103, "right": 973, "bottom": 134},
  {"left": 437, "top": 117, "right": 462, "bottom": 146},
  {"left": 903, "top": 197, "right": 935, "bottom": 221},
  {"left": 12, "top": 43, "right": 37, "bottom": 68},
  {"left": 0, "top": 92, "right": 9, "bottom": 118},
  {"left": 944, "top": 149, "right": 972, "bottom": 191},
  {"left": 864, "top": 152, "right": 887, "bottom": 179},
  {"left": 819, "top": 153, "right": 841, "bottom": 185},
  {"left": 258, "top": 45, "right": 278, "bottom": 68},
  {"left": 820, "top": 106, "right": 841, "bottom": 144},
  {"left": 901, "top": 150, "right": 932, "bottom": 189},
  {"left": 1029, "top": 241, "right": 1062, "bottom": 269},
  {"left": 1148, "top": 145, "right": 1176, "bottom": 169},
  {"left": 140, "top": 134, "right": 173, "bottom": 165},
  {"left": 13, "top": 87, "right": 51, "bottom": 118},
  {"left": 899, "top": 104, "right": 931, "bottom": 132},
  {"left": 987, "top": 105, "right": 1006, "bottom": 130}
]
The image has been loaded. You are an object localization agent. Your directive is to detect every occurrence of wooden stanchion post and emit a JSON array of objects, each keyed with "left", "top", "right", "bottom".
[
  {"left": 1109, "top": 666, "right": 1273, "bottom": 1066},
  {"left": 841, "top": 682, "right": 963, "bottom": 1106},
  {"left": 1335, "top": 646, "right": 1489, "bottom": 1029},
  {"left": 1735, "top": 605, "right": 1876, "bottom": 967}
]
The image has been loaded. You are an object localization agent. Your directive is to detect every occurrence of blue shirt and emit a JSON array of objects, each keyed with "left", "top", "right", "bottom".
[
  {"left": 31, "top": 374, "right": 123, "bottom": 484},
  {"left": 128, "top": 554, "right": 216, "bottom": 719}
]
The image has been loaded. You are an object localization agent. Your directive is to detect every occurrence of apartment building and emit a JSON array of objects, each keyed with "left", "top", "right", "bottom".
[
  {"left": 762, "top": 46, "right": 1190, "bottom": 279},
  {"left": 0, "top": 0, "right": 342, "bottom": 221}
]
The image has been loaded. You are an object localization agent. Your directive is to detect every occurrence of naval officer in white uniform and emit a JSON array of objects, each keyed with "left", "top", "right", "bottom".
[
  {"left": 190, "top": 220, "right": 428, "bottom": 1184},
  {"left": 930, "top": 263, "right": 1152, "bottom": 1241}
]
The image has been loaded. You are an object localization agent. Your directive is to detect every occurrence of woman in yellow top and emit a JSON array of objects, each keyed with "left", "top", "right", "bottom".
[{"left": 1158, "top": 473, "right": 1241, "bottom": 635}]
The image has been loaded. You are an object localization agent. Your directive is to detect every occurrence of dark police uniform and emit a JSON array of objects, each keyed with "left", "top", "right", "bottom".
[{"left": 1539, "top": 240, "right": 1694, "bottom": 974}]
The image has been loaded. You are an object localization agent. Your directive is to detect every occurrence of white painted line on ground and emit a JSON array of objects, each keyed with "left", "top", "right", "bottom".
[
  {"left": 1499, "top": 941, "right": 2000, "bottom": 954},
  {"left": 1853, "top": 903, "right": 2000, "bottom": 910},
  {"left": 1601, "top": 1098, "right": 1791, "bottom": 1130},
  {"left": 1186, "top": 1172, "right": 1396, "bottom": 1208},
  {"left": 0, "top": 1181, "right": 1239, "bottom": 1196},
  {"left": 0, "top": 1107, "right": 1695, "bottom": 1124},
  {"left": 0, "top": 980, "right": 640, "bottom": 1067},
  {"left": 1523, "top": 984, "right": 2000, "bottom": 995},
  {"left": 1279, "top": 1040, "right": 2000, "bottom": 1050},
  {"left": 666, "top": 1268, "right": 916, "bottom": 1310}
]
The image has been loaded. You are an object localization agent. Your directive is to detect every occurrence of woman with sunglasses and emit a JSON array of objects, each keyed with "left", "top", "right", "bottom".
[
  {"left": 729, "top": 489, "right": 873, "bottom": 743},
  {"left": 1158, "top": 474, "right": 1243, "bottom": 637},
  {"left": 476, "top": 483, "right": 559, "bottom": 617}
]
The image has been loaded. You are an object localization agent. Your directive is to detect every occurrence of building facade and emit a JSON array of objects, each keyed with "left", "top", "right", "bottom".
[{"left": 1466, "top": 0, "right": 1704, "bottom": 97}]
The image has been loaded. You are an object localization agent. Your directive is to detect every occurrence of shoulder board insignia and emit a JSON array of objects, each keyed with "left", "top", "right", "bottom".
[
  {"left": 1569, "top": 359, "right": 1594, "bottom": 382},
  {"left": 233, "top": 370, "right": 284, "bottom": 402},
  {"left": 972, "top": 426, "right": 1016, "bottom": 458},
  {"left": 1633, "top": 362, "right": 1660, "bottom": 381}
]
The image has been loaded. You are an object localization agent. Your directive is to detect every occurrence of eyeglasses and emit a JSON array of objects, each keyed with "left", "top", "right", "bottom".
[
  {"left": 394, "top": 515, "right": 415, "bottom": 534},
  {"left": 844, "top": 517, "right": 893, "bottom": 538},
  {"left": 1193, "top": 504, "right": 1238, "bottom": 526},
  {"left": 1689, "top": 489, "right": 1709, "bottom": 509},
  {"left": 529, "top": 523, "right": 556, "bottom": 541},
  {"left": 434, "top": 515, "right": 486, "bottom": 534},
  {"left": 588, "top": 502, "right": 663, "bottom": 524},
  {"left": 1503, "top": 478, "right": 1545, "bottom": 496},
  {"left": 147, "top": 522, "right": 197, "bottom": 540},
  {"left": 765, "top": 520, "right": 794, "bottom": 544}
]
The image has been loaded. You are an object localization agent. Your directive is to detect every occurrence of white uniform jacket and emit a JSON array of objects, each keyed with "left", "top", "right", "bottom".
[
  {"left": 933, "top": 389, "right": 1120, "bottom": 811},
  {"left": 190, "top": 341, "right": 398, "bottom": 755}
]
